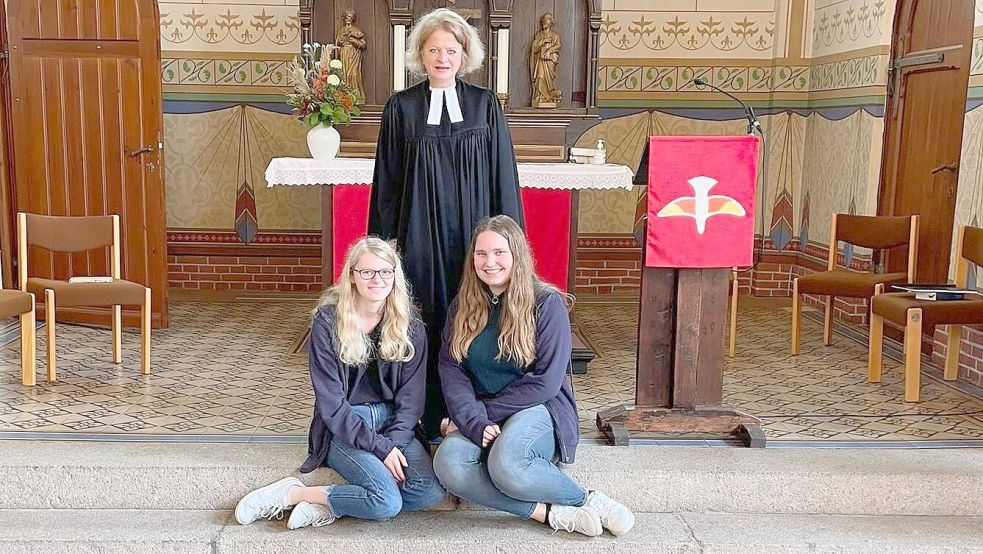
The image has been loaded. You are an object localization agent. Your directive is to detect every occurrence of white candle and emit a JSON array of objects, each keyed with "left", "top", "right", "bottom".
[
  {"left": 496, "top": 28, "right": 509, "bottom": 94},
  {"left": 393, "top": 24, "right": 406, "bottom": 91}
]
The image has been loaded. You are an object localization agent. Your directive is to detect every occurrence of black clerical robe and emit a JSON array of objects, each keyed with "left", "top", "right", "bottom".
[{"left": 369, "top": 79, "right": 523, "bottom": 433}]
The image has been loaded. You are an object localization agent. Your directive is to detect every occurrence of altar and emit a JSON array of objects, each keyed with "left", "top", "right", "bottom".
[
  {"left": 264, "top": 157, "right": 633, "bottom": 292},
  {"left": 265, "top": 157, "right": 633, "bottom": 374}
]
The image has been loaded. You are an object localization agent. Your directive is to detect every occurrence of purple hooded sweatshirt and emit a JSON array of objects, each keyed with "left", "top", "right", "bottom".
[
  {"left": 300, "top": 304, "right": 428, "bottom": 473},
  {"left": 438, "top": 290, "right": 580, "bottom": 463}
]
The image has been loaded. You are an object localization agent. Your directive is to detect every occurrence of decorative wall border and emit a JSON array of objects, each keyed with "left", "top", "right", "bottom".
[
  {"left": 159, "top": 5, "right": 301, "bottom": 53},
  {"left": 167, "top": 231, "right": 319, "bottom": 245},
  {"left": 599, "top": 10, "right": 776, "bottom": 59},
  {"left": 597, "top": 64, "right": 809, "bottom": 94},
  {"left": 162, "top": 58, "right": 291, "bottom": 89}
]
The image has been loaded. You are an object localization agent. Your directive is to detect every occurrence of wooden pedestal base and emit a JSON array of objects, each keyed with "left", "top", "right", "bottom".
[{"left": 596, "top": 404, "right": 766, "bottom": 447}]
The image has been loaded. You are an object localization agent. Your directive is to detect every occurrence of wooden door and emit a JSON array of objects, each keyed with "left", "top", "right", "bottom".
[
  {"left": 879, "top": 0, "right": 974, "bottom": 284},
  {"left": 6, "top": 0, "right": 168, "bottom": 327},
  {"left": 0, "top": 0, "right": 14, "bottom": 288}
]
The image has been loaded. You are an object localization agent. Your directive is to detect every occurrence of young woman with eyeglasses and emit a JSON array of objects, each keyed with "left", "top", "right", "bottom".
[{"left": 234, "top": 237, "right": 445, "bottom": 530}]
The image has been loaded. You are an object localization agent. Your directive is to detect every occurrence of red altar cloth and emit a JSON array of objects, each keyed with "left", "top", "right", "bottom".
[{"left": 331, "top": 185, "right": 572, "bottom": 291}]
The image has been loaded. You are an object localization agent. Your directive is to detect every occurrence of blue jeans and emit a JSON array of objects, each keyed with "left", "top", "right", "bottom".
[
  {"left": 325, "top": 402, "right": 445, "bottom": 520},
  {"left": 432, "top": 404, "right": 587, "bottom": 518}
]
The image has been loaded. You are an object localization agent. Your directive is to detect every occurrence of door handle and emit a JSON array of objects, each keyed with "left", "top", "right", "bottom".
[
  {"left": 930, "top": 162, "right": 959, "bottom": 174},
  {"left": 128, "top": 145, "right": 154, "bottom": 157}
]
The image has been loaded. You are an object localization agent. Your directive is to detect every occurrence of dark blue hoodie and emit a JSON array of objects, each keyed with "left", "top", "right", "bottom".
[
  {"left": 438, "top": 290, "right": 580, "bottom": 463},
  {"left": 300, "top": 304, "right": 428, "bottom": 473}
]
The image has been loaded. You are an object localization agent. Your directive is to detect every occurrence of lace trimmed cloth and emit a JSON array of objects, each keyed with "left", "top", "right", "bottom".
[{"left": 264, "top": 157, "right": 634, "bottom": 191}]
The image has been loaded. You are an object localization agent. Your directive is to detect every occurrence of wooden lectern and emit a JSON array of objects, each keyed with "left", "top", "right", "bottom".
[{"left": 596, "top": 136, "right": 765, "bottom": 447}]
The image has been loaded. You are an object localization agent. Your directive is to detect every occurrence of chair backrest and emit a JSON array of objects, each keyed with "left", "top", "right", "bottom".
[
  {"left": 17, "top": 212, "right": 121, "bottom": 290},
  {"left": 21, "top": 213, "right": 115, "bottom": 252},
  {"left": 955, "top": 226, "right": 983, "bottom": 288},
  {"left": 830, "top": 214, "right": 918, "bottom": 281}
]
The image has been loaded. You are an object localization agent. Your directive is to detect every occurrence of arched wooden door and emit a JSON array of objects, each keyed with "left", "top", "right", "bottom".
[
  {"left": 879, "top": 0, "right": 975, "bottom": 284},
  {"left": 6, "top": 0, "right": 168, "bottom": 327}
]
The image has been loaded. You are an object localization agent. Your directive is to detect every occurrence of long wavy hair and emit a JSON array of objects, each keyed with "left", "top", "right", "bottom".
[
  {"left": 449, "top": 215, "right": 566, "bottom": 367},
  {"left": 405, "top": 8, "right": 485, "bottom": 77},
  {"left": 313, "top": 237, "right": 416, "bottom": 366}
]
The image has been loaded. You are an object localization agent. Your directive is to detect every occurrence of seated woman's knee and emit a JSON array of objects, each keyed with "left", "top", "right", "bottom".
[
  {"left": 486, "top": 446, "right": 539, "bottom": 500},
  {"left": 432, "top": 435, "right": 476, "bottom": 495},
  {"left": 364, "top": 484, "right": 403, "bottom": 520}
]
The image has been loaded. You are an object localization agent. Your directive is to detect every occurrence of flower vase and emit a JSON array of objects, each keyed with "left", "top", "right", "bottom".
[{"left": 307, "top": 124, "right": 340, "bottom": 160}]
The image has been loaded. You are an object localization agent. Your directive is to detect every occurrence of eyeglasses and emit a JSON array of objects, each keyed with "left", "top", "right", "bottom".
[{"left": 352, "top": 268, "right": 395, "bottom": 280}]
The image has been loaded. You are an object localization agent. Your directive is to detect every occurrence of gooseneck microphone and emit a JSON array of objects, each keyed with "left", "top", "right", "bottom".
[{"left": 692, "top": 77, "right": 762, "bottom": 136}]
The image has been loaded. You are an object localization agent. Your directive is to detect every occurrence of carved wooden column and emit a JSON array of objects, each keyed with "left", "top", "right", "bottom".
[
  {"left": 299, "top": 0, "right": 314, "bottom": 47},
  {"left": 586, "top": 0, "right": 601, "bottom": 110}
]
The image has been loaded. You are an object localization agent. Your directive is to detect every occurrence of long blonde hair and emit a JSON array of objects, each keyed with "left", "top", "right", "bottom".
[
  {"left": 313, "top": 237, "right": 416, "bottom": 366},
  {"left": 450, "top": 216, "right": 564, "bottom": 367}
]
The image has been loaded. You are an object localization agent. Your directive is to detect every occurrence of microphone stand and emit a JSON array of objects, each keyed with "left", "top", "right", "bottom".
[
  {"left": 692, "top": 78, "right": 761, "bottom": 136},
  {"left": 691, "top": 78, "right": 767, "bottom": 270}
]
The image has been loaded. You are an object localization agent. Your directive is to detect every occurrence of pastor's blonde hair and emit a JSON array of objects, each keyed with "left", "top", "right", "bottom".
[
  {"left": 313, "top": 237, "right": 415, "bottom": 366},
  {"left": 405, "top": 8, "right": 484, "bottom": 77},
  {"left": 449, "top": 216, "right": 566, "bottom": 367}
]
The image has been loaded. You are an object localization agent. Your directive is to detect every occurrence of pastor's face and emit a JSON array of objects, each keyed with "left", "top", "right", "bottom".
[{"left": 422, "top": 29, "right": 463, "bottom": 87}]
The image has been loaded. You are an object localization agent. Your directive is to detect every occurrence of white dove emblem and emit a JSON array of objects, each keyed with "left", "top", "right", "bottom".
[{"left": 656, "top": 176, "right": 746, "bottom": 234}]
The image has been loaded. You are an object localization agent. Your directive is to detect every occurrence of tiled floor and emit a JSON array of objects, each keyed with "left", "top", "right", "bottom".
[{"left": 1, "top": 295, "right": 982, "bottom": 444}]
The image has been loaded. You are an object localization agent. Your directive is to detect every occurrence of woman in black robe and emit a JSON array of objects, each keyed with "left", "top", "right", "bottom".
[{"left": 369, "top": 8, "right": 523, "bottom": 437}]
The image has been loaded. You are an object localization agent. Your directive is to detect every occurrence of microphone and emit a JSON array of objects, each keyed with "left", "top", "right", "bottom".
[{"left": 691, "top": 78, "right": 761, "bottom": 136}]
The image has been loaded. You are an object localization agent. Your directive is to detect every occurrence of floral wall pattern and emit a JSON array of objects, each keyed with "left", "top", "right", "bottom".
[{"left": 159, "top": 2, "right": 301, "bottom": 54}]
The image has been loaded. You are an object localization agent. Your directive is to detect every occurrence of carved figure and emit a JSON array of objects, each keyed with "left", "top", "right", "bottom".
[
  {"left": 335, "top": 9, "right": 366, "bottom": 101},
  {"left": 529, "top": 12, "right": 562, "bottom": 108}
]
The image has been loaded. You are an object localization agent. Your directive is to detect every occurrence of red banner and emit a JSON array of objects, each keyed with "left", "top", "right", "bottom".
[{"left": 646, "top": 136, "right": 760, "bottom": 268}]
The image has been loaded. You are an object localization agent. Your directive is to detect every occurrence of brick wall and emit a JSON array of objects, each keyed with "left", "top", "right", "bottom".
[
  {"left": 932, "top": 325, "right": 983, "bottom": 388},
  {"left": 574, "top": 236, "right": 641, "bottom": 295},
  {"left": 168, "top": 254, "right": 322, "bottom": 292},
  {"left": 166, "top": 231, "right": 322, "bottom": 293}
]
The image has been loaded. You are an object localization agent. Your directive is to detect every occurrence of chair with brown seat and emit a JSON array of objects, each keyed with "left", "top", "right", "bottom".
[
  {"left": 868, "top": 225, "right": 983, "bottom": 402},
  {"left": 0, "top": 256, "right": 37, "bottom": 385},
  {"left": 17, "top": 212, "right": 151, "bottom": 380},
  {"left": 791, "top": 214, "right": 918, "bottom": 355}
]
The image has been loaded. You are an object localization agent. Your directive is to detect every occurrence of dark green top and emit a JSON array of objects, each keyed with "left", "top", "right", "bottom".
[{"left": 466, "top": 298, "right": 526, "bottom": 396}]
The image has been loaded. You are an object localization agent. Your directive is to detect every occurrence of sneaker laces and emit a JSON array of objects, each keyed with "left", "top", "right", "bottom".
[
  {"left": 311, "top": 515, "right": 334, "bottom": 527},
  {"left": 258, "top": 505, "right": 285, "bottom": 521}
]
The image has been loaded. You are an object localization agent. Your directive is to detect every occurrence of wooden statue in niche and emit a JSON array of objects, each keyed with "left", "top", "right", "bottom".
[
  {"left": 529, "top": 12, "right": 562, "bottom": 108},
  {"left": 335, "top": 8, "right": 366, "bottom": 102}
]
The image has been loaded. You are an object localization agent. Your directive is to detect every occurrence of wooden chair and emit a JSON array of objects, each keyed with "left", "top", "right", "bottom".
[
  {"left": 869, "top": 225, "right": 983, "bottom": 402},
  {"left": 17, "top": 213, "right": 151, "bottom": 380},
  {"left": 0, "top": 254, "right": 36, "bottom": 385},
  {"left": 791, "top": 214, "right": 918, "bottom": 355}
]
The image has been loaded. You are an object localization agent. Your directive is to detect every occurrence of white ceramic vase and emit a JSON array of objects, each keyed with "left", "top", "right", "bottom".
[{"left": 307, "top": 124, "right": 340, "bottom": 160}]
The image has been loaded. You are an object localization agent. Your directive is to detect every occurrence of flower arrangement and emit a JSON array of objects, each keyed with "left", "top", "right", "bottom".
[{"left": 286, "top": 42, "right": 362, "bottom": 129}]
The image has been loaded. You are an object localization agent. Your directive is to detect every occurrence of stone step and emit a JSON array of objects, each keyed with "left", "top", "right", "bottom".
[
  {"left": 1, "top": 509, "right": 981, "bottom": 554},
  {"left": 4, "top": 440, "right": 982, "bottom": 516}
]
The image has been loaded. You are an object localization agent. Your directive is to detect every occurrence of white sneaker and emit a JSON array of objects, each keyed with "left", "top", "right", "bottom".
[
  {"left": 547, "top": 504, "right": 603, "bottom": 537},
  {"left": 586, "top": 490, "right": 635, "bottom": 536},
  {"left": 287, "top": 501, "right": 336, "bottom": 530},
  {"left": 234, "top": 477, "right": 303, "bottom": 525}
]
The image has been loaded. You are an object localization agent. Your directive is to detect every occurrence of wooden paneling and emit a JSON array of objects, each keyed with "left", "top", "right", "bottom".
[
  {"left": 19, "top": 0, "right": 140, "bottom": 41},
  {"left": 312, "top": 1, "right": 395, "bottom": 106},
  {"left": 509, "top": 0, "right": 586, "bottom": 108},
  {"left": 311, "top": 1, "right": 592, "bottom": 107},
  {"left": 7, "top": 0, "right": 168, "bottom": 327}
]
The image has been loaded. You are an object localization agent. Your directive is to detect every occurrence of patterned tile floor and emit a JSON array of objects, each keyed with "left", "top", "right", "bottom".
[{"left": 1, "top": 295, "right": 982, "bottom": 444}]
